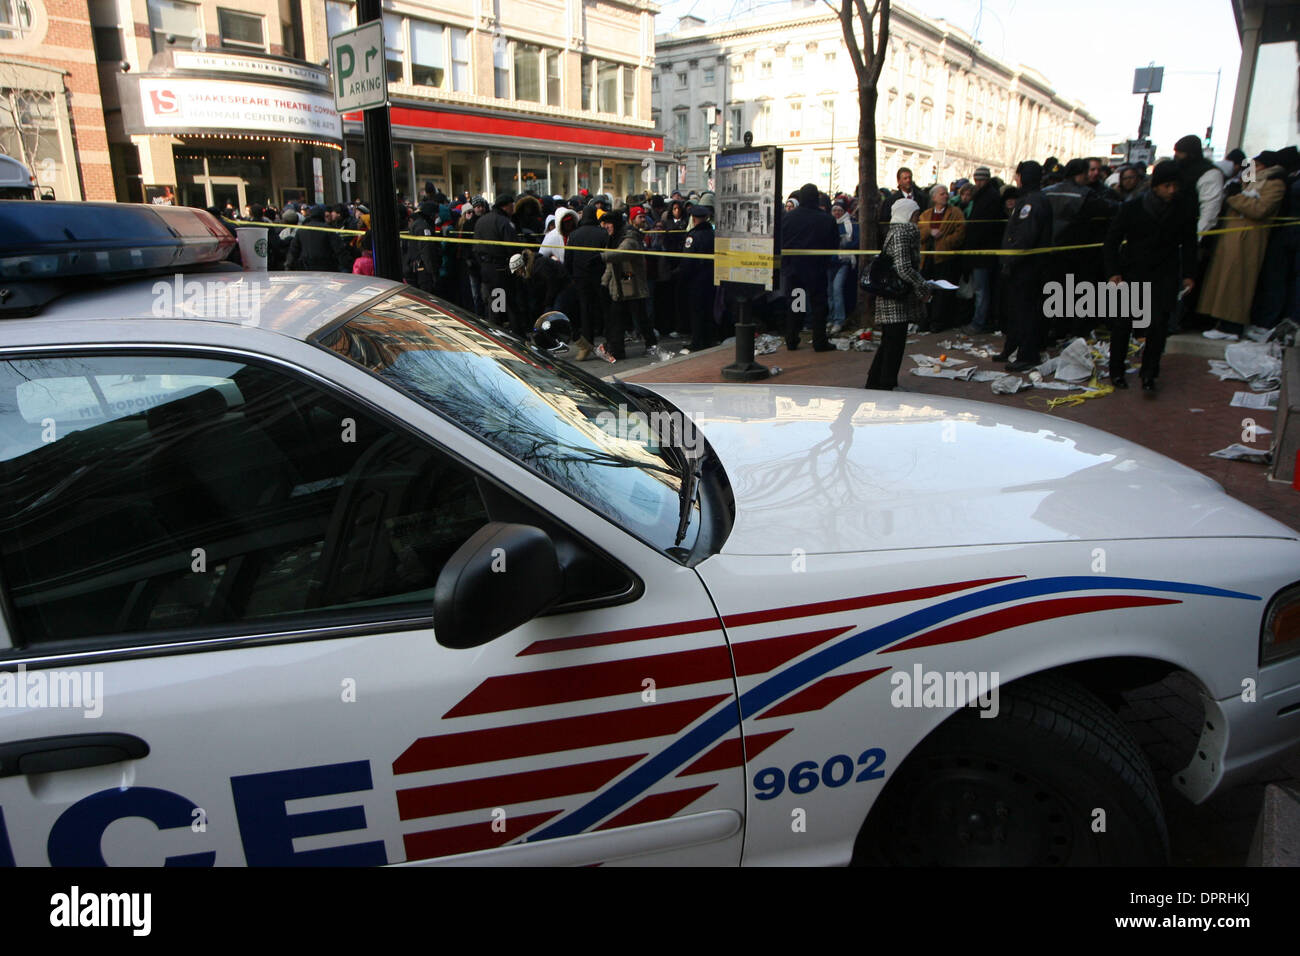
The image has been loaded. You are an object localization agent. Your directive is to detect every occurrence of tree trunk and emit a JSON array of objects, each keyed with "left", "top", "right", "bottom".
[{"left": 859, "top": 85, "right": 879, "bottom": 259}]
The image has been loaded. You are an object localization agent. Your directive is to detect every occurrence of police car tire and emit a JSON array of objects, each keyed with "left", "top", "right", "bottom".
[{"left": 853, "top": 674, "right": 1169, "bottom": 866}]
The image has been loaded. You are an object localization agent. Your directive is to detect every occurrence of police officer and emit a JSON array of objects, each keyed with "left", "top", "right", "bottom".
[
  {"left": 997, "top": 161, "right": 1054, "bottom": 371},
  {"left": 681, "top": 204, "right": 716, "bottom": 352},
  {"left": 403, "top": 200, "right": 439, "bottom": 293}
]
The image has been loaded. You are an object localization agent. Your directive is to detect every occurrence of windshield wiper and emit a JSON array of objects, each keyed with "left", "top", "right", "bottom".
[{"left": 674, "top": 424, "right": 703, "bottom": 547}]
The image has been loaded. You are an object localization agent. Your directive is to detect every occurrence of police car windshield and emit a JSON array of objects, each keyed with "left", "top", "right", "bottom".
[{"left": 315, "top": 291, "right": 699, "bottom": 555}]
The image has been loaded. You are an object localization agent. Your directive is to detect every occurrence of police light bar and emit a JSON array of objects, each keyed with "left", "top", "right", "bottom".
[{"left": 0, "top": 202, "right": 236, "bottom": 284}]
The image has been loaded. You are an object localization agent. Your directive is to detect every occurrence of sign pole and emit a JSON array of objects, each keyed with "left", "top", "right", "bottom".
[{"left": 354, "top": 0, "right": 401, "bottom": 280}]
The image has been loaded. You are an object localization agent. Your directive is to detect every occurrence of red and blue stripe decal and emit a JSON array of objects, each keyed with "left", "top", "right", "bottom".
[{"left": 394, "top": 574, "right": 1258, "bottom": 857}]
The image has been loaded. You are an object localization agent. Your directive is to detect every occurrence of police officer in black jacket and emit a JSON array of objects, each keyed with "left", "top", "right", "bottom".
[
  {"left": 404, "top": 200, "right": 439, "bottom": 292},
  {"left": 474, "top": 193, "right": 521, "bottom": 333},
  {"left": 781, "top": 182, "right": 839, "bottom": 352},
  {"left": 998, "top": 161, "right": 1054, "bottom": 371},
  {"left": 681, "top": 205, "right": 716, "bottom": 351}
]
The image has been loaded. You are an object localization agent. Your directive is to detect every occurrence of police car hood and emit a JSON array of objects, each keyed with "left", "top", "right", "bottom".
[{"left": 643, "top": 383, "right": 1295, "bottom": 555}]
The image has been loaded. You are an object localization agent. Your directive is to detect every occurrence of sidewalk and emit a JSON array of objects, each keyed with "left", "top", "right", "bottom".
[{"left": 621, "top": 328, "right": 1300, "bottom": 533}]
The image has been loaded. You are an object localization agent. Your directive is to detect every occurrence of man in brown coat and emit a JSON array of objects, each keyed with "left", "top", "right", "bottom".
[{"left": 1200, "top": 150, "right": 1288, "bottom": 338}]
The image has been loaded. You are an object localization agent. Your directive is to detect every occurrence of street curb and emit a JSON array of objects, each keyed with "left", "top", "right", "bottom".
[{"left": 601, "top": 341, "right": 735, "bottom": 381}]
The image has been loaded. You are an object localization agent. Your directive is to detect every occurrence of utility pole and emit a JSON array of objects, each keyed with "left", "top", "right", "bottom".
[{"left": 355, "top": 0, "right": 401, "bottom": 280}]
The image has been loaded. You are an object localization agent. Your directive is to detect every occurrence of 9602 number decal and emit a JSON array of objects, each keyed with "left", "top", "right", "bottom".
[{"left": 752, "top": 749, "right": 887, "bottom": 801}]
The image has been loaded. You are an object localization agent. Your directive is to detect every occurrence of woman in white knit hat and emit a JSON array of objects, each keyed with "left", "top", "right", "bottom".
[{"left": 865, "top": 198, "right": 930, "bottom": 389}]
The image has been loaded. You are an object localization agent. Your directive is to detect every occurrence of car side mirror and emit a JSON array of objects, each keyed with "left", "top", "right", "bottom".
[{"left": 434, "top": 522, "right": 564, "bottom": 649}]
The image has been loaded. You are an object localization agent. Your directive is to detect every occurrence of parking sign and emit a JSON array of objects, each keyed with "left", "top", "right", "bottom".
[{"left": 330, "top": 21, "right": 388, "bottom": 113}]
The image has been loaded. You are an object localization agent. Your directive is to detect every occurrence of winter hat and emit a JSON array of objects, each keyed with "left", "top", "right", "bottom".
[
  {"left": 1150, "top": 160, "right": 1181, "bottom": 188},
  {"left": 889, "top": 197, "right": 920, "bottom": 224},
  {"left": 494, "top": 192, "right": 516, "bottom": 207},
  {"left": 973, "top": 166, "right": 990, "bottom": 181},
  {"left": 308, "top": 204, "right": 326, "bottom": 219},
  {"left": 1016, "top": 160, "right": 1043, "bottom": 191},
  {"left": 471, "top": 195, "right": 488, "bottom": 209},
  {"left": 832, "top": 200, "right": 847, "bottom": 212},
  {"left": 690, "top": 204, "right": 713, "bottom": 219},
  {"left": 509, "top": 253, "right": 526, "bottom": 274},
  {"left": 280, "top": 209, "right": 299, "bottom": 224},
  {"left": 628, "top": 205, "right": 646, "bottom": 220}
]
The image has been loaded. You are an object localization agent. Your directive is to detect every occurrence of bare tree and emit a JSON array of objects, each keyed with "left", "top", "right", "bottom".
[{"left": 835, "top": 0, "right": 890, "bottom": 260}]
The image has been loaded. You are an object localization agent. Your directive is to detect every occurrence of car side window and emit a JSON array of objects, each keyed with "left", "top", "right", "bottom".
[{"left": 0, "top": 354, "right": 490, "bottom": 647}]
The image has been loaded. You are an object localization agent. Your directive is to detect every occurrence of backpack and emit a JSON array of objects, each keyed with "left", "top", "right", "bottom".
[{"left": 861, "top": 251, "right": 908, "bottom": 299}]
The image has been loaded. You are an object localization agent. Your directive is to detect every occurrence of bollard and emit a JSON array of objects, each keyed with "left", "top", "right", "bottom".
[{"left": 721, "top": 300, "right": 770, "bottom": 382}]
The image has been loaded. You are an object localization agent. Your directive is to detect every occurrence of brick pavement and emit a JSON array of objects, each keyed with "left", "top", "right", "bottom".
[{"left": 624, "top": 329, "right": 1300, "bottom": 865}]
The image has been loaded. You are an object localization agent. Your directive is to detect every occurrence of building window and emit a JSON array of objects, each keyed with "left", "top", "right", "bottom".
[
  {"left": 514, "top": 42, "right": 542, "bottom": 102},
  {"left": 622, "top": 65, "right": 635, "bottom": 116},
  {"left": 730, "top": 63, "right": 742, "bottom": 82},
  {"left": 582, "top": 55, "right": 594, "bottom": 110},
  {"left": 547, "top": 49, "right": 561, "bottom": 105},
  {"left": 788, "top": 100, "right": 802, "bottom": 137},
  {"left": 410, "top": 19, "right": 445, "bottom": 87},
  {"left": 325, "top": 0, "right": 354, "bottom": 38},
  {"left": 674, "top": 111, "right": 688, "bottom": 147},
  {"left": 0, "top": 0, "right": 34, "bottom": 40},
  {"left": 147, "top": 0, "right": 200, "bottom": 54},
  {"left": 728, "top": 107, "right": 742, "bottom": 141},
  {"left": 755, "top": 102, "right": 771, "bottom": 137},
  {"left": 384, "top": 13, "right": 404, "bottom": 83},
  {"left": 676, "top": 71, "right": 687, "bottom": 88},
  {"left": 450, "top": 27, "right": 470, "bottom": 91},
  {"left": 217, "top": 8, "right": 263, "bottom": 50},
  {"left": 651, "top": 73, "right": 659, "bottom": 92},
  {"left": 824, "top": 51, "right": 836, "bottom": 66},
  {"left": 702, "top": 66, "right": 715, "bottom": 84},
  {"left": 760, "top": 60, "right": 772, "bottom": 79},
  {"left": 791, "top": 56, "right": 803, "bottom": 72},
  {"left": 597, "top": 60, "right": 617, "bottom": 113},
  {"left": 494, "top": 41, "right": 510, "bottom": 99}
]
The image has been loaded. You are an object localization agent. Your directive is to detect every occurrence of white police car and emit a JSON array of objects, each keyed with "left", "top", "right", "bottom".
[{"left": 1, "top": 202, "right": 1298, "bottom": 866}]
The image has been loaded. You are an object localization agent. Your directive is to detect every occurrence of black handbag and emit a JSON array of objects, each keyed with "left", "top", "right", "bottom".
[{"left": 861, "top": 252, "right": 908, "bottom": 299}]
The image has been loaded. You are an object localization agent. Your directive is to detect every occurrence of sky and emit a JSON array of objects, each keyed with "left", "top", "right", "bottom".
[{"left": 654, "top": 0, "right": 1244, "bottom": 158}]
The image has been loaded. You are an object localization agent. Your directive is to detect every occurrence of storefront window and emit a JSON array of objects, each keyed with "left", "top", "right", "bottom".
[
  {"left": 384, "top": 13, "right": 404, "bottom": 84},
  {"left": 520, "top": 153, "right": 548, "bottom": 195},
  {"left": 451, "top": 28, "right": 470, "bottom": 91},
  {"left": 447, "top": 150, "right": 481, "bottom": 198},
  {"left": 0, "top": 84, "right": 62, "bottom": 196},
  {"left": 515, "top": 42, "right": 541, "bottom": 103},
  {"left": 491, "top": 153, "right": 519, "bottom": 197},
  {"left": 576, "top": 159, "right": 597, "bottom": 194},
  {"left": 410, "top": 19, "right": 445, "bottom": 88},
  {"left": 1242, "top": 11, "right": 1300, "bottom": 156},
  {"left": 414, "top": 144, "right": 446, "bottom": 196},
  {"left": 147, "top": 0, "right": 199, "bottom": 54},
  {"left": 597, "top": 61, "right": 618, "bottom": 114}
]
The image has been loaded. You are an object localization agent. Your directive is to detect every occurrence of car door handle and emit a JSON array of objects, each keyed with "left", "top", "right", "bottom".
[{"left": 0, "top": 733, "right": 149, "bottom": 778}]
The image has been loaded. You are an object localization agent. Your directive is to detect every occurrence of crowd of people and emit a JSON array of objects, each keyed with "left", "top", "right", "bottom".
[{"left": 213, "top": 133, "right": 1300, "bottom": 388}]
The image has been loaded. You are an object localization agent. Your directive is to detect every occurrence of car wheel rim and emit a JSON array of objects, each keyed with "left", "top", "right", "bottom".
[{"left": 880, "top": 754, "right": 1084, "bottom": 866}]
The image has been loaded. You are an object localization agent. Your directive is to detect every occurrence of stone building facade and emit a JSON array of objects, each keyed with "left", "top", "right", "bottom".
[{"left": 653, "top": 0, "right": 1098, "bottom": 195}]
